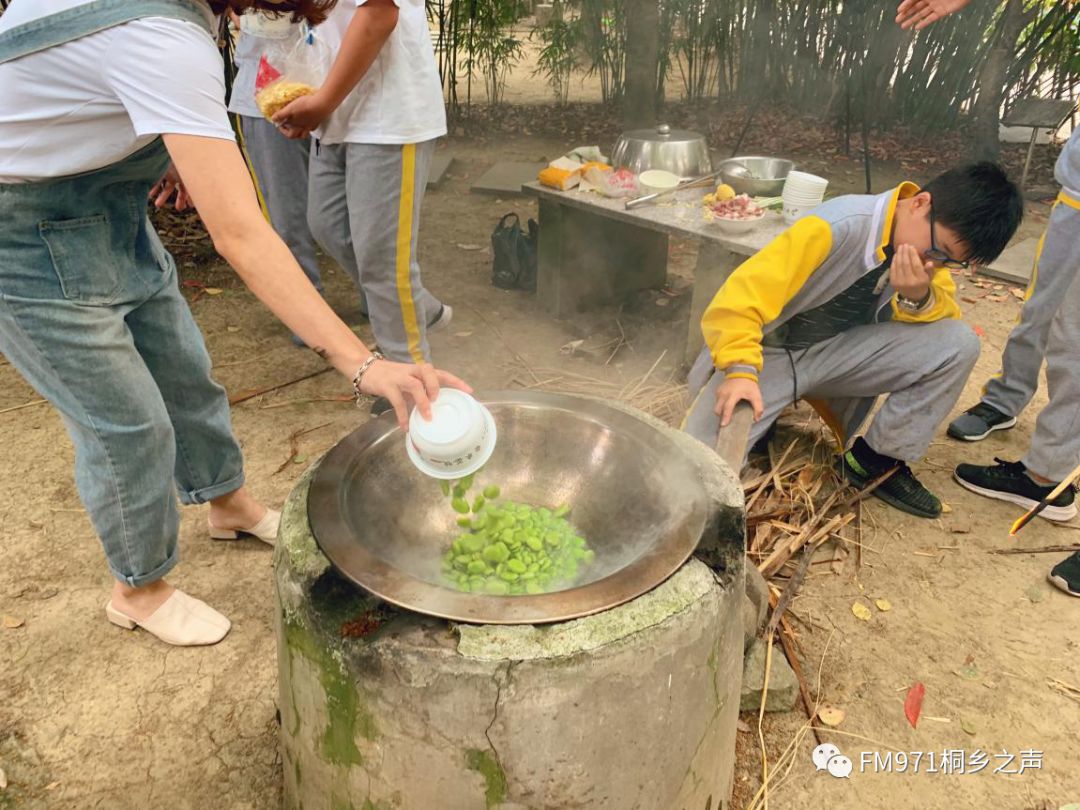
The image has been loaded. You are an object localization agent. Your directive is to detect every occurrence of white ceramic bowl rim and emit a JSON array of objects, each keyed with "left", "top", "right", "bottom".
[{"left": 406, "top": 401, "right": 497, "bottom": 480}]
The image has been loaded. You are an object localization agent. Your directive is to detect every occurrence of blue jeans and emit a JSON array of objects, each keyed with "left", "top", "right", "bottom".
[{"left": 0, "top": 140, "right": 245, "bottom": 587}]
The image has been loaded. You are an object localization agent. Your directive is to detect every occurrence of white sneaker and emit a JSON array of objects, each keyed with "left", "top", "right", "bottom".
[{"left": 427, "top": 304, "right": 453, "bottom": 334}]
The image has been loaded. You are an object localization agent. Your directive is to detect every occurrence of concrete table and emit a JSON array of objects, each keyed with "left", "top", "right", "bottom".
[{"left": 522, "top": 182, "right": 787, "bottom": 364}]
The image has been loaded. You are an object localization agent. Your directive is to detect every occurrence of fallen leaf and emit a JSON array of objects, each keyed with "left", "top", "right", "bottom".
[
  {"left": 851, "top": 602, "right": 872, "bottom": 622},
  {"left": 986, "top": 294, "right": 1008, "bottom": 303},
  {"left": 737, "top": 719, "right": 751, "bottom": 733},
  {"left": 655, "top": 297, "right": 670, "bottom": 307},
  {"left": 456, "top": 243, "right": 483, "bottom": 251},
  {"left": 2, "top": 615, "right": 24, "bottom": 629},
  {"left": 961, "top": 717, "right": 977, "bottom": 735},
  {"left": 983, "top": 680, "right": 996, "bottom": 689},
  {"left": 45, "top": 782, "right": 59, "bottom": 790},
  {"left": 226, "top": 325, "right": 241, "bottom": 333},
  {"left": 204, "top": 287, "right": 224, "bottom": 296},
  {"left": 974, "top": 325, "right": 986, "bottom": 337},
  {"left": 940, "top": 503, "right": 952, "bottom": 513},
  {"left": 1010, "top": 288, "right": 1025, "bottom": 300},
  {"left": 875, "top": 598, "right": 892, "bottom": 612},
  {"left": 560, "top": 339, "right": 584, "bottom": 354},
  {"left": 1025, "top": 584, "right": 1046, "bottom": 604},
  {"left": 292, "top": 454, "right": 308, "bottom": 465},
  {"left": 454, "top": 331, "right": 474, "bottom": 338},
  {"left": 904, "top": 682, "right": 926, "bottom": 728},
  {"left": 961, "top": 296, "right": 979, "bottom": 304},
  {"left": 818, "top": 705, "right": 845, "bottom": 727},
  {"left": 949, "top": 523, "right": 972, "bottom": 534},
  {"left": 992, "top": 284, "right": 1004, "bottom": 291}
]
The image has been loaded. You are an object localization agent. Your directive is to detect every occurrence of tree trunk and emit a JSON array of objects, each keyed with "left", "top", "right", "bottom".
[
  {"left": 971, "top": 0, "right": 1026, "bottom": 161},
  {"left": 623, "top": 0, "right": 660, "bottom": 128}
]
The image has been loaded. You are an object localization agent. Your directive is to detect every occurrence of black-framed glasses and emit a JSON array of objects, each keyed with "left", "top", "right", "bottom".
[{"left": 926, "top": 206, "right": 969, "bottom": 270}]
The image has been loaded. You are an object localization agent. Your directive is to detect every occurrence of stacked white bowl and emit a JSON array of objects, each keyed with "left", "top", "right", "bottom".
[{"left": 781, "top": 170, "right": 829, "bottom": 224}]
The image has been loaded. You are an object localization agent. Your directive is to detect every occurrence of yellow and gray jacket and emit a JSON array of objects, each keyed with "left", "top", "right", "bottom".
[
  {"left": 701, "top": 182, "right": 961, "bottom": 382},
  {"left": 1055, "top": 126, "right": 1080, "bottom": 210}
]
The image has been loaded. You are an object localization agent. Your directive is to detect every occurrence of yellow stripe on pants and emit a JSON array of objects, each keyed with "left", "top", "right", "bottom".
[
  {"left": 233, "top": 114, "right": 270, "bottom": 222},
  {"left": 395, "top": 143, "right": 424, "bottom": 364}
]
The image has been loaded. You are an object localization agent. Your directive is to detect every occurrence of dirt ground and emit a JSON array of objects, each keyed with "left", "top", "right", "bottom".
[{"left": 2, "top": 102, "right": 1078, "bottom": 810}]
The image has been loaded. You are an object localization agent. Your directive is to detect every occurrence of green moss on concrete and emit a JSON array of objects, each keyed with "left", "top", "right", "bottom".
[
  {"left": 362, "top": 800, "right": 392, "bottom": 810},
  {"left": 277, "top": 462, "right": 332, "bottom": 582},
  {"left": 283, "top": 617, "right": 372, "bottom": 766},
  {"left": 331, "top": 798, "right": 355, "bottom": 810},
  {"left": 456, "top": 560, "right": 716, "bottom": 661},
  {"left": 465, "top": 749, "right": 507, "bottom": 808}
]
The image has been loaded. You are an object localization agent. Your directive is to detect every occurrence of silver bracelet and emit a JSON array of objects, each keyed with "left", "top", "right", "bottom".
[{"left": 351, "top": 352, "right": 384, "bottom": 406}]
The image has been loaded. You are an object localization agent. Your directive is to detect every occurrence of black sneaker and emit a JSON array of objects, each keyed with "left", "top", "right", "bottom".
[
  {"left": 1049, "top": 551, "right": 1080, "bottom": 597},
  {"left": 954, "top": 458, "right": 1078, "bottom": 521},
  {"left": 838, "top": 437, "right": 942, "bottom": 518},
  {"left": 947, "top": 402, "right": 1017, "bottom": 442}
]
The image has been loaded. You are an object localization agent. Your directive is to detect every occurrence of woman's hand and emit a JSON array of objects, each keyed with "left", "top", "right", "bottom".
[
  {"left": 149, "top": 164, "right": 193, "bottom": 211},
  {"left": 359, "top": 360, "right": 472, "bottom": 431},
  {"left": 714, "top": 377, "right": 763, "bottom": 426},
  {"left": 896, "top": 0, "right": 971, "bottom": 30},
  {"left": 890, "top": 243, "right": 934, "bottom": 301}
]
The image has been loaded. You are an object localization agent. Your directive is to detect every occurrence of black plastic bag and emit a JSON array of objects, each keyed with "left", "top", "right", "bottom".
[{"left": 490, "top": 213, "right": 538, "bottom": 292}]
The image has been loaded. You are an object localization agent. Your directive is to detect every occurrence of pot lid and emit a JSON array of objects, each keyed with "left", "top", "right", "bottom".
[{"left": 617, "top": 123, "right": 706, "bottom": 144}]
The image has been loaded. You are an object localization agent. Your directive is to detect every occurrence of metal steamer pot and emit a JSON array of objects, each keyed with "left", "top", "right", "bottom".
[{"left": 611, "top": 124, "right": 712, "bottom": 177}]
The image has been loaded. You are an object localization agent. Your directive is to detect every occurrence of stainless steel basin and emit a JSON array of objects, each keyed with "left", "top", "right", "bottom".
[{"left": 307, "top": 391, "right": 715, "bottom": 624}]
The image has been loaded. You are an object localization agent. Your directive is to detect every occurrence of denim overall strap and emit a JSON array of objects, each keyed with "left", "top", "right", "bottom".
[{"left": 0, "top": 0, "right": 214, "bottom": 64}]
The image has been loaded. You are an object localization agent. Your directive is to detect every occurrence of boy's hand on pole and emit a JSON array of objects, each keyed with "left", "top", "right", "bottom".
[
  {"left": 891, "top": 244, "right": 934, "bottom": 301},
  {"left": 896, "top": 0, "right": 972, "bottom": 30},
  {"left": 715, "top": 377, "right": 764, "bottom": 427}
]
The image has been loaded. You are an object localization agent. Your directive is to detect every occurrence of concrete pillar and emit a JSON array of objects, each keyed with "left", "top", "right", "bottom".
[{"left": 276, "top": 408, "right": 745, "bottom": 810}]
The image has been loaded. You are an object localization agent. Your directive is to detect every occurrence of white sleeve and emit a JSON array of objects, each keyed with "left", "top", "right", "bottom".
[{"left": 105, "top": 18, "right": 236, "bottom": 142}]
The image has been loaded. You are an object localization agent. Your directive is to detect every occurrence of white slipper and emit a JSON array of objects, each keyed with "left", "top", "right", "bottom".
[
  {"left": 105, "top": 590, "right": 230, "bottom": 646},
  {"left": 208, "top": 508, "right": 280, "bottom": 546}
]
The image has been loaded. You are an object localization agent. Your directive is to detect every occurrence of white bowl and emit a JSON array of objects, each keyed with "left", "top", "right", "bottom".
[
  {"left": 638, "top": 169, "right": 681, "bottom": 195},
  {"left": 709, "top": 213, "right": 764, "bottom": 234},
  {"left": 406, "top": 389, "right": 497, "bottom": 480},
  {"left": 784, "top": 170, "right": 829, "bottom": 190}
]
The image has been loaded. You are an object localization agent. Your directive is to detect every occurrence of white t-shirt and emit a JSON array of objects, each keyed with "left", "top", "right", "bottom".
[
  {"left": 315, "top": 0, "right": 447, "bottom": 146},
  {"left": 0, "top": 0, "right": 236, "bottom": 183}
]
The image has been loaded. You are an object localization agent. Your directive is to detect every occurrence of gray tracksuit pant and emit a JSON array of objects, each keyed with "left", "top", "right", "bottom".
[
  {"left": 307, "top": 139, "right": 442, "bottom": 363},
  {"left": 684, "top": 319, "right": 980, "bottom": 467},
  {"left": 239, "top": 116, "right": 323, "bottom": 292},
  {"left": 981, "top": 197, "right": 1080, "bottom": 481}
]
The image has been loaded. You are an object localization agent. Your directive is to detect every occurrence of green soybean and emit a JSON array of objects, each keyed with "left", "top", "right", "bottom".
[
  {"left": 440, "top": 497, "right": 595, "bottom": 597},
  {"left": 451, "top": 497, "right": 470, "bottom": 514}
]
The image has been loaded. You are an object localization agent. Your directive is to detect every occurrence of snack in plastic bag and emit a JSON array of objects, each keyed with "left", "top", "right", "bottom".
[
  {"left": 582, "top": 165, "right": 640, "bottom": 198},
  {"left": 253, "top": 26, "right": 330, "bottom": 120}
]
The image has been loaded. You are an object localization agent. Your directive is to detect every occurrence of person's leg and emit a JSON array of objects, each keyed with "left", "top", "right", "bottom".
[
  {"left": 0, "top": 284, "right": 186, "bottom": 604},
  {"left": 973, "top": 200, "right": 1078, "bottom": 417},
  {"left": 306, "top": 141, "right": 369, "bottom": 316},
  {"left": 241, "top": 116, "right": 323, "bottom": 290},
  {"left": 798, "top": 320, "right": 980, "bottom": 462},
  {"left": 344, "top": 140, "right": 443, "bottom": 363},
  {"left": 803, "top": 319, "right": 980, "bottom": 517},
  {"left": 123, "top": 246, "right": 271, "bottom": 536},
  {"left": 683, "top": 347, "right": 807, "bottom": 465},
  {"left": 1022, "top": 220, "right": 1080, "bottom": 483}
]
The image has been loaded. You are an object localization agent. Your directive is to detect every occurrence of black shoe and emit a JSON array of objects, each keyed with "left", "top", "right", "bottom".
[
  {"left": 947, "top": 402, "right": 1017, "bottom": 442},
  {"left": 1049, "top": 551, "right": 1080, "bottom": 597},
  {"left": 370, "top": 396, "right": 393, "bottom": 417},
  {"left": 838, "top": 437, "right": 942, "bottom": 518},
  {"left": 954, "top": 458, "right": 1078, "bottom": 521}
]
